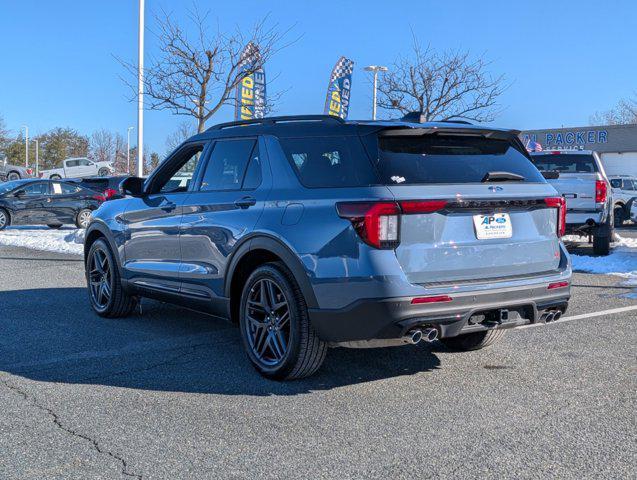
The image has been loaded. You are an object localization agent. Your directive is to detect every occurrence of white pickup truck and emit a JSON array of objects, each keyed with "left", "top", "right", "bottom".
[
  {"left": 40, "top": 157, "right": 114, "bottom": 179},
  {"left": 530, "top": 150, "right": 614, "bottom": 255}
]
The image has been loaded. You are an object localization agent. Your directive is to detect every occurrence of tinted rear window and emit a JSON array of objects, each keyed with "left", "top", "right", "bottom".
[
  {"left": 530, "top": 154, "right": 598, "bottom": 173},
  {"left": 279, "top": 136, "right": 378, "bottom": 188},
  {"left": 377, "top": 135, "right": 545, "bottom": 184}
]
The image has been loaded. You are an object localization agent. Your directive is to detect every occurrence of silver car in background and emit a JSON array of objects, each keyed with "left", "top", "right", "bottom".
[
  {"left": 0, "top": 156, "right": 33, "bottom": 181},
  {"left": 530, "top": 150, "right": 614, "bottom": 255}
]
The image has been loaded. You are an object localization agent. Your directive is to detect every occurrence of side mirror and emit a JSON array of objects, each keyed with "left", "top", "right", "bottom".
[
  {"left": 541, "top": 170, "right": 560, "bottom": 180},
  {"left": 120, "top": 176, "right": 145, "bottom": 197},
  {"left": 13, "top": 189, "right": 26, "bottom": 197}
]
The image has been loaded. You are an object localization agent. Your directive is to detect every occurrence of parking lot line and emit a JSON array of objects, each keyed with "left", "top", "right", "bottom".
[{"left": 518, "top": 305, "right": 637, "bottom": 330}]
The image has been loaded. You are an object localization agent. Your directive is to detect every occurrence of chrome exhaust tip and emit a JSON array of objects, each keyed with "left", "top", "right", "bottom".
[
  {"left": 422, "top": 327, "right": 439, "bottom": 342},
  {"left": 552, "top": 310, "right": 562, "bottom": 321},
  {"left": 403, "top": 329, "right": 423, "bottom": 345},
  {"left": 545, "top": 312, "right": 555, "bottom": 323}
]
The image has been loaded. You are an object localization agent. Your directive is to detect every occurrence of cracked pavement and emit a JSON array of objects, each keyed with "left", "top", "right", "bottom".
[{"left": 0, "top": 233, "right": 635, "bottom": 479}]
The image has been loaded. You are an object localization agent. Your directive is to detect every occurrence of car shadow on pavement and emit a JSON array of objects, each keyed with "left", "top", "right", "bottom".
[{"left": 0, "top": 288, "right": 441, "bottom": 396}]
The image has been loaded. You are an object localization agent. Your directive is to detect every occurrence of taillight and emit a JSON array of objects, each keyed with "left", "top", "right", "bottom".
[
  {"left": 548, "top": 281, "right": 569, "bottom": 290},
  {"left": 104, "top": 188, "right": 117, "bottom": 199},
  {"left": 26, "top": 168, "right": 33, "bottom": 175},
  {"left": 336, "top": 202, "right": 400, "bottom": 249},
  {"left": 595, "top": 180, "right": 608, "bottom": 203},
  {"left": 337, "top": 199, "right": 448, "bottom": 249},
  {"left": 545, "top": 197, "right": 566, "bottom": 237}
]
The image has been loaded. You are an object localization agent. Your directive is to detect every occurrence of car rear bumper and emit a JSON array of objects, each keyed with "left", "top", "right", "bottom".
[{"left": 308, "top": 277, "right": 571, "bottom": 343}]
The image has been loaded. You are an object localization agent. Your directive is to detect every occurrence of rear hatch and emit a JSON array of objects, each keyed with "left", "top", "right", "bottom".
[
  {"left": 529, "top": 153, "right": 600, "bottom": 211},
  {"left": 371, "top": 130, "right": 562, "bottom": 285}
]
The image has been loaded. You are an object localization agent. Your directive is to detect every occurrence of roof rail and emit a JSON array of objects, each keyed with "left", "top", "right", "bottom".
[
  {"left": 400, "top": 112, "right": 473, "bottom": 125},
  {"left": 206, "top": 115, "right": 345, "bottom": 132}
]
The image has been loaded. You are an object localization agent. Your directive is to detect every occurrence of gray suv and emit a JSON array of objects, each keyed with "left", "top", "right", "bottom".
[{"left": 84, "top": 115, "right": 572, "bottom": 379}]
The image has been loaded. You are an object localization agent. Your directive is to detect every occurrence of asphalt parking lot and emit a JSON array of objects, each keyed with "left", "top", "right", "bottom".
[{"left": 0, "top": 232, "right": 635, "bottom": 479}]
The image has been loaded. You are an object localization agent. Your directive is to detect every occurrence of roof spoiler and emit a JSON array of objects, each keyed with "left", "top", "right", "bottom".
[
  {"left": 400, "top": 112, "right": 473, "bottom": 125},
  {"left": 378, "top": 126, "right": 522, "bottom": 141}
]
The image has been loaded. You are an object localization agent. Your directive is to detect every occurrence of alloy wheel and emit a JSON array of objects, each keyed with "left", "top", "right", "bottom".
[
  {"left": 244, "top": 278, "right": 291, "bottom": 366},
  {"left": 79, "top": 210, "right": 92, "bottom": 228},
  {"left": 0, "top": 210, "right": 6, "bottom": 229},
  {"left": 7, "top": 173, "right": 19, "bottom": 181},
  {"left": 88, "top": 248, "right": 112, "bottom": 309}
]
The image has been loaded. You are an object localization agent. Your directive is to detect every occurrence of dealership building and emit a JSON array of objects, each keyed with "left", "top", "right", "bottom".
[{"left": 521, "top": 123, "right": 637, "bottom": 177}]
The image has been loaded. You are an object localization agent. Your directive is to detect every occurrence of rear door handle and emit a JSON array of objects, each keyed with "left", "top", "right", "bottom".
[{"left": 234, "top": 196, "right": 256, "bottom": 209}]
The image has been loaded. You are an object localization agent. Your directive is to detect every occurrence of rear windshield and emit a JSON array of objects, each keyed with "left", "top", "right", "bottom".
[
  {"left": 377, "top": 135, "right": 545, "bottom": 184},
  {"left": 278, "top": 136, "right": 378, "bottom": 187},
  {"left": 530, "top": 154, "right": 598, "bottom": 173}
]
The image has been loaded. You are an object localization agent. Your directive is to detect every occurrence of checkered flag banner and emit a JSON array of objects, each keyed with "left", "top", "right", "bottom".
[{"left": 324, "top": 56, "right": 354, "bottom": 119}]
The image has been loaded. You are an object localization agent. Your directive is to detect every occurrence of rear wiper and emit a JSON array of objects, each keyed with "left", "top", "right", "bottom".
[{"left": 481, "top": 171, "right": 525, "bottom": 182}]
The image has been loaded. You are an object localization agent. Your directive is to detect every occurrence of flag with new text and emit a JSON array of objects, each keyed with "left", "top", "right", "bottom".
[
  {"left": 234, "top": 42, "right": 267, "bottom": 121},
  {"left": 323, "top": 57, "right": 354, "bottom": 119}
]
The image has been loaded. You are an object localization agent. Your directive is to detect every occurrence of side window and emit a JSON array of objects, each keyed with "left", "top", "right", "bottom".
[
  {"left": 66, "top": 160, "right": 80, "bottom": 168},
  {"left": 22, "top": 183, "right": 48, "bottom": 196},
  {"left": 625, "top": 180, "right": 636, "bottom": 191},
  {"left": 241, "top": 143, "right": 262, "bottom": 190},
  {"left": 78, "top": 159, "right": 91, "bottom": 166},
  {"left": 610, "top": 179, "right": 622, "bottom": 189},
  {"left": 155, "top": 146, "right": 205, "bottom": 194},
  {"left": 200, "top": 139, "right": 256, "bottom": 191}
]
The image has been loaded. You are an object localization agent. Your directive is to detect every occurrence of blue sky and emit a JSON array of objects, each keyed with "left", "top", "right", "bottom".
[{"left": 1, "top": 0, "right": 635, "bottom": 155}]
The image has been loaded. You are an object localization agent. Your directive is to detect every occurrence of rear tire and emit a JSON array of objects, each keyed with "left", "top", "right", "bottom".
[
  {"left": 50, "top": 174, "right": 62, "bottom": 180},
  {"left": 7, "top": 171, "right": 20, "bottom": 181},
  {"left": 440, "top": 329, "right": 506, "bottom": 351},
  {"left": 86, "top": 239, "right": 137, "bottom": 318},
  {"left": 593, "top": 233, "right": 611, "bottom": 255},
  {"left": 239, "top": 262, "right": 327, "bottom": 380},
  {"left": 76, "top": 209, "right": 92, "bottom": 229},
  {"left": 0, "top": 208, "right": 9, "bottom": 230}
]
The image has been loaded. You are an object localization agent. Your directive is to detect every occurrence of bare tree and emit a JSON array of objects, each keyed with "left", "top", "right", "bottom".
[
  {"left": 590, "top": 96, "right": 637, "bottom": 125},
  {"left": 89, "top": 129, "right": 115, "bottom": 163},
  {"left": 376, "top": 42, "right": 506, "bottom": 122},
  {"left": 121, "top": 9, "right": 293, "bottom": 133},
  {"left": 166, "top": 121, "right": 196, "bottom": 153}
]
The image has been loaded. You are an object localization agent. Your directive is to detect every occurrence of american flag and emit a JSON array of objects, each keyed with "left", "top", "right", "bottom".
[{"left": 524, "top": 139, "right": 543, "bottom": 152}]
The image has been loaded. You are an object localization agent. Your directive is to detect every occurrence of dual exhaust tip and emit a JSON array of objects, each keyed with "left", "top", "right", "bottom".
[
  {"left": 403, "top": 327, "right": 438, "bottom": 345},
  {"left": 541, "top": 309, "right": 563, "bottom": 323}
]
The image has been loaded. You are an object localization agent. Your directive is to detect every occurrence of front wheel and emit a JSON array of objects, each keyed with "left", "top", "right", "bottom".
[
  {"left": 593, "top": 233, "right": 611, "bottom": 255},
  {"left": 98, "top": 168, "right": 110, "bottom": 177},
  {"left": 440, "top": 330, "right": 506, "bottom": 351},
  {"left": 614, "top": 207, "right": 625, "bottom": 227},
  {"left": 239, "top": 262, "right": 327, "bottom": 380},
  {"left": 76, "top": 209, "right": 92, "bottom": 229},
  {"left": 86, "top": 239, "right": 136, "bottom": 317}
]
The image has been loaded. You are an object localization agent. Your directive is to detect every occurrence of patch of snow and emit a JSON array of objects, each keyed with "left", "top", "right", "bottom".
[
  {"left": 0, "top": 227, "right": 84, "bottom": 255},
  {"left": 569, "top": 234, "right": 637, "bottom": 285}
]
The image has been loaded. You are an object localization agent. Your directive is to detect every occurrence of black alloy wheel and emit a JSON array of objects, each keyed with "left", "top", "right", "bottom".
[{"left": 88, "top": 245, "right": 113, "bottom": 312}]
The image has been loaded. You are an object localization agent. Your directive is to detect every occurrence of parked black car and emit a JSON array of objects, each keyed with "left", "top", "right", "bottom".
[
  {"left": 0, "top": 179, "right": 104, "bottom": 230},
  {"left": 67, "top": 176, "right": 129, "bottom": 200}
]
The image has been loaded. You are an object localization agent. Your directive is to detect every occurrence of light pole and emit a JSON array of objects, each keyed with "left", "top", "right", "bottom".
[
  {"left": 32, "top": 139, "right": 39, "bottom": 177},
  {"left": 137, "top": 0, "right": 145, "bottom": 177},
  {"left": 126, "top": 126, "right": 134, "bottom": 174},
  {"left": 21, "top": 125, "right": 29, "bottom": 167},
  {"left": 363, "top": 65, "right": 388, "bottom": 120}
]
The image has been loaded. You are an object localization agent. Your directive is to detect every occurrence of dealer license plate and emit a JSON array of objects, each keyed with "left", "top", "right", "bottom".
[{"left": 473, "top": 213, "right": 512, "bottom": 240}]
